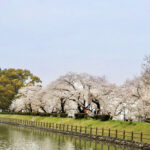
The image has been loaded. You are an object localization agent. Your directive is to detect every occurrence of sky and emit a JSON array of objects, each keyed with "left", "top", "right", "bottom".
[{"left": 0, "top": 0, "right": 150, "bottom": 85}]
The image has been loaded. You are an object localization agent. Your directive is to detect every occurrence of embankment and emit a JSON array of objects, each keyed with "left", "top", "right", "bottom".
[{"left": 0, "top": 114, "right": 149, "bottom": 134}]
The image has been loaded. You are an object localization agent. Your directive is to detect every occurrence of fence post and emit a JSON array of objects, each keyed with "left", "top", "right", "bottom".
[
  {"left": 80, "top": 126, "right": 82, "bottom": 133},
  {"left": 90, "top": 128, "right": 92, "bottom": 137},
  {"left": 71, "top": 125, "right": 73, "bottom": 132},
  {"left": 67, "top": 125, "right": 69, "bottom": 131},
  {"left": 102, "top": 128, "right": 104, "bottom": 136},
  {"left": 116, "top": 130, "right": 118, "bottom": 138},
  {"left": 85, "top": 127, "right": 87, "bottom": 134},
  {"left": 108, "top": 129, "right": 111, "bottom": 137},
  {"left": 131, "top": 132, "right": 134, "bottom": 141},
  {"left": 96, "top": 128, "right": 98, "bottom": 136},
  {"left": 140, "top": 132, "right": 143, "bottom": 142},
  {"left": 123, "top": 130, "right": 125, "bottom": 140}
]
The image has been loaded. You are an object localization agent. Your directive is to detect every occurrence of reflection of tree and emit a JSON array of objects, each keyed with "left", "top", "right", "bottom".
[
  {"left": 79, "top": 139, "right": 81, "bottom": 150},
  {"left": 0, "top": 124, "right": 132, "bottom": 150},
  {"left": 58, "top": 135, "right": 61, "bottom": 150},
  {"left": 84, "top": 140, "right": 86, "bottom": 149},
  {"left": 74, "top": 138, "right": 77, "bottom": 149},
  {"left": 95, "top": 143, "right": 97, "bottom": 150}
]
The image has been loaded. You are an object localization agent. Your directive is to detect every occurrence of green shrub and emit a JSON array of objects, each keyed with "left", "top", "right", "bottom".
[
  {"left": 100, "top": 114, "right": 110, "bottom": 121},
  {"left": 144, "top": 118, "right": 150, "bottom": 123},
  {"left": 93, "top": 114, "right": 110, "bottom": 121},
  {"left": 39, "top": 113, "right": 50, "bottom": 117},
  {"left": 93, "top": 115, "right": 101, "bottom": 120},
  {"left": 0, "top": 112, "right": 52, "bottom": 117},
  {"left": 75, "top": 113, "right": 88, "bottom": 119},
  {"left": 51, "top": 113, "right": 58, "bottom": 117},
  {"left": 60, "top": 113, "right": 68, "bottom": 118},
  {"left": 31, "top": 112, "right": 38, "bottom": 116},
  {"left": 20, "top": 112, "right": 31, "bottom": 115}
]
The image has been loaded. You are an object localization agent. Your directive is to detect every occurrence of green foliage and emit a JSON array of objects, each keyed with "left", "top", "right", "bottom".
[
  {"left": 51, "top": 113, "right": 58, "bottom": 117},
  {"left": 37, "top": 113, "right": 51, "bottom": 117},
  {"left": 75, "top": 113, "right": 88, "bottom": 119},
  {"left": 144, "top": 118, "right": 150, "bottom": 123},
  {"left": 93, "top": 115, "right": 101, "bottom": 120},
  {"left": 100, "top": 114, "right": 110, "bottom": 121},
  {"left": 93, "top": 114, "right": 111, "bottom": 121},
  {"left": 0, "top": 68, "right": 41, "bottom": 110},
  {"left": 0, "top": 112, "right": 68, "bottom": 118},
  {"left": 59, "top": 113, "right": 68, "bottom": 118},
  {"left": 50, "top": 113, "right": 68, "bottom": 117},
  {"left": 0, "top": 112, "right": 51, "bottom": 116}
]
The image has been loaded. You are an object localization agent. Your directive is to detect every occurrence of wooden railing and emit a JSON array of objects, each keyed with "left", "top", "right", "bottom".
[{"left": 0, "top": 117, "right": 150, "bottom": 144}]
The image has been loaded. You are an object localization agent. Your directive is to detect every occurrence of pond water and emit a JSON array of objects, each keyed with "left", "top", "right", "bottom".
[{"left": 0, "top": 124, "right": 138, "bottom": 150}]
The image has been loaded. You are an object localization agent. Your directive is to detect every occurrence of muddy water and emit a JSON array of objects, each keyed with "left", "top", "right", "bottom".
[{"left": 0, "top": 124, "right": 138, "bottom": 150}]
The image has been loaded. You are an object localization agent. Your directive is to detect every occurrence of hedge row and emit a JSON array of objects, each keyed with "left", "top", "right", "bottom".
[
  {"left": 74, "top": 113, "right": 111, "bottom": 121},
  {"left": 0, "top": 112, "right": 68, "bottom": 118},
  {"left": 75, "top": 113, "right": 88, "bottom": 119},
  {"left": 93, "top": 114, "right": 112, "bottom": 121},
  {"left": 0, "top": 112, "right": 112, "bottom": 121}
]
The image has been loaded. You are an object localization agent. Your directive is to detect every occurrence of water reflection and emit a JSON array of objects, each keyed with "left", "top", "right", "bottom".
[{"left": 0, "top": 124, "right": 138, "bottom": 150}]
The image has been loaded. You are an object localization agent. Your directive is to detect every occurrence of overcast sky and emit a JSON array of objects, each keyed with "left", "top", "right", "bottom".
[{"left": 0, "top": 0, "right": 150, "bottom": 85}]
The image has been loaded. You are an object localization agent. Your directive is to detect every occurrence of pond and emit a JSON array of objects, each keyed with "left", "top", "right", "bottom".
[{"left": 0, "top": 124, "right": 138, "bottom": 150}]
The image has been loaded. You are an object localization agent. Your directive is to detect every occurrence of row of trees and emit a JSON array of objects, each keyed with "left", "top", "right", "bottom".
[
  {"left": 11, "top": 73, "right": 113, "bottom": 116},
  {"left": 9, "top": 55, "right": 150, "bottom": 121},
  {"left": 0, "top": 56, "right": 150, "bottom": 121}
]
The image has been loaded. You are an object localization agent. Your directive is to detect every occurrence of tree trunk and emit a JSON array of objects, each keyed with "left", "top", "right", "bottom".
[
  {"left": 28, "top": 103, "right": 32, "bottom": 113},
  {"left": 60, "top": 98, "right": 66, "bottom": 113},
  {"left": 92, "top": 99, "right": 101, "bottom": 114},
  {"left": 40, "top": 106, "right": 47, "bottom": 113}
]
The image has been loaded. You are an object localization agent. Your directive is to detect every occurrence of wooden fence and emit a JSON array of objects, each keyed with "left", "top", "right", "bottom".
[{"left": 0, "top": 117, "right": 150, "bottom": 144}]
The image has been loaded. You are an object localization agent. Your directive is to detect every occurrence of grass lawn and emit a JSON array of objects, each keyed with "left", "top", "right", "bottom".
[{"left": 0, "top": 114, "right": 150, "bottom": 134}]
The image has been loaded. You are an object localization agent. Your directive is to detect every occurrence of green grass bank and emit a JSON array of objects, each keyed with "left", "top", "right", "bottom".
[{"left": 0, "top": 114, "right": 149, "bottom": 134}]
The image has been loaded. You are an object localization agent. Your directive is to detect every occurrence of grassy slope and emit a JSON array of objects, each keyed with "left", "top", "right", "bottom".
[{"left": 0, "top": 114, "right": 149, "bottom": 134}]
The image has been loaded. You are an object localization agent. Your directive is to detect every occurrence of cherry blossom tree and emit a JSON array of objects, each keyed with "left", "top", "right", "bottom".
[
  {"left": 10, "top": 84, "right": 42, "bottom": 112},
  {"left": 10, "top": 54, "right": 150, "bottom": 121}
]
